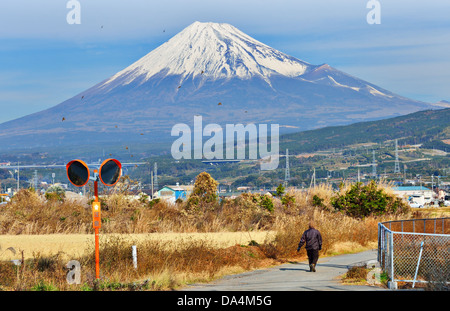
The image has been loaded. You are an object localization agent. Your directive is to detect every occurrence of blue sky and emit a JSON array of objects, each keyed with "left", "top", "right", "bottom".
[{"left": 0, "top": 0, "right": 449, "bottom": 123}]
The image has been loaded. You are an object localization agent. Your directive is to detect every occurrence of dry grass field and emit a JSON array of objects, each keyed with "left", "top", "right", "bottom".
[
  {"left": 0, "top": 182, "right": 414, "bottom": 291},
  {"left": 0, "top": 231, "right": 276, "bottom": 261},
  {"left": 413, "top": 207, "right": 450, "bottom": 218}
]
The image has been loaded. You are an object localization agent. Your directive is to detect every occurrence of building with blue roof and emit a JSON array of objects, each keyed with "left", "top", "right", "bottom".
[
  {"left": 392, "top": 186, "right": 431, "bottom": 192},
  {"left": 156, "top": 183, "right": 193, "bottom": 203},
  {"left": 392, "top": 186, "right": 435, "bottom": 206}
]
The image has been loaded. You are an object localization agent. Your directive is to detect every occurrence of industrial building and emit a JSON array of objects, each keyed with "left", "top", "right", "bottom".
[{"left": 392, "top": 186, "right": 435, "bottom": 207}]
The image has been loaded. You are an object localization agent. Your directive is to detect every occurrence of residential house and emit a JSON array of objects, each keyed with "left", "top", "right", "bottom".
[{"left": 156, "top": 183, "right": 193, "bottom": 203}]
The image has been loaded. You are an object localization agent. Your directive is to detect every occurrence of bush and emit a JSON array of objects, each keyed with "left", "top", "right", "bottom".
[
  {"left": 344, "top": 266, "right": 369, "bottom": 281},
  {"left": 330, "top": 181, "right": 409, "bottom": 218},
  {"left": 281, "top": 194, "right": 295, "bottom": 208},
  {"left": 45, "top": 185, "right": 65, "bottom": 202},
  {"left": 260, "top": 195, "right": 274, "bottom": 212},
  {"left": 235, "top": 193, "right": 274, "bottom": 213},
  {"left": 11, "top": 188, "right": 43, "bottom": 207},
  {"left": 275, "top": 184, "right": 285, "bottom": 197},
  {"left": 31, "top": 280, "right": 59, "bottom": 291},
  {"left": 312, "top": 195, "right": 325, "bottom": 208},
  {"left": 148, "top": 198, "right": 160, "bottom": 208}
]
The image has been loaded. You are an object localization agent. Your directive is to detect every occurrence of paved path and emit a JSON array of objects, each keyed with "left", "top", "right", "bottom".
[{"left": 182, "top": 250, "right": 386, "bottom": 291}]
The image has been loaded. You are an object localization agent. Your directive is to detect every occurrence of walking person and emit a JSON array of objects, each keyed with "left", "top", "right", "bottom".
[{"left": 297, "top": 221, "right": 322, "bottom": 272}]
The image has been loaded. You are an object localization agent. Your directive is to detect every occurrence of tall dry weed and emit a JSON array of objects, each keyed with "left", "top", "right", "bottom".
[{"left": 1, "top": 183, "right": 409, "bottom": 238}]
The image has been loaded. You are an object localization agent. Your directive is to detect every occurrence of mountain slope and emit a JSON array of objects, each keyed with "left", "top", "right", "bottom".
[
  {"left": 0, "top": 21, "right": 433, "bottom": 151},
  {"left": 280, "top": 108, "right": 450, "bottom": 154}
]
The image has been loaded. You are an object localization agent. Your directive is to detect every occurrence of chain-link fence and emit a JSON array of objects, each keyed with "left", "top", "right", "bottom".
[{"left": 378, "top": 217, "right": 450, "bottom": 289}]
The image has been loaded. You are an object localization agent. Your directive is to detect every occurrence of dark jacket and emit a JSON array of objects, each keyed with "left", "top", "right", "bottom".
[{"left": 298, "top": 228, "right": 322, "bottom": 251}]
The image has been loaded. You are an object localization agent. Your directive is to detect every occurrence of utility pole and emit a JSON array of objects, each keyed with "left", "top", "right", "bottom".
[
  {"left": 151, "top": 171, "right": 154, "bottom": 199},
  {"left": 17, "top": 161, "right": 20, "bottom": 192},
  {"left": 154, "top": 163, "right": 158, "bottom": 190},
  {"left": 394, "top": 139, "right": 401, "bottom": 174},
  {"left": 284, "top": 149, "right": 290, "bottom": 188},
  {"left": 404, "top": 164, "right": 407, "bottom": 183},
  {"left": 372, "top": 150, "right": 377, "bottom": 178},
  {"left": 310, "top": 168, "right": 316, "bottom": 189},
  {"left": 313, "top": 168, "right": 316, "bottom": 188},
  {"left": 33, "top": 170, "right": 38, "bottom": 191}
]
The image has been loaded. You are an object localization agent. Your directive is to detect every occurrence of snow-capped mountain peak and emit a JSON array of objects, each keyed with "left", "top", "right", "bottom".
[
  {"left": 0, "top": 21, "right": 433, "bottom": 151},
  {"left": 101, "top": 21, "right": 312, "bottom": 88}
]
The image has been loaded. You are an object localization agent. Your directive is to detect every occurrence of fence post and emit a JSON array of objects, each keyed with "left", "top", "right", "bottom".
[
  {"left": 132, "top": 245, "right": 137, "bottom": 270},
  {"left": 377, "top": 223, "right": 380, "bottom": 263},
  {"left": 389, "top": 230, "right": 396, "bottom": 289},
  {"left": 412, "top": 241, "right": 424, "bottom": 289},
  {"left": 384, "top": 228, "right": 388, "bottom": 272},
  {"left": 377, "top": 223, "right": 381, "bottom": 264}
]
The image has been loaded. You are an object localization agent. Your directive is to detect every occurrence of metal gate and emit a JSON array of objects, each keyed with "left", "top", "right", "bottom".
[{"left": 378, "top": 217, "right": 450, "bottom": 288}]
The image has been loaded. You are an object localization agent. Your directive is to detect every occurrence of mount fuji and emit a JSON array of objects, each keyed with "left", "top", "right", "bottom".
[{"left": 0, "top": 21, "right": 433, "bottom": 151}]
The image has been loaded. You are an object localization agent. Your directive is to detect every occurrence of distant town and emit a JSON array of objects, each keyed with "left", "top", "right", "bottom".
[{"left": 1, "top": 143, "right": 449, "bottom": 209}]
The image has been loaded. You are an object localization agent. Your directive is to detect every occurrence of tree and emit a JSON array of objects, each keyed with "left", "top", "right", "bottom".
[
  {"left": 187, "top": 172, "right": 219, "bottom": 209},
  {"left": 276, "top": 184, "right": 285, "bottom": 197},
  {"left": 192, "top": 172, "right": 219, "bottom": 201},
  {"left": 331, "top": 181, "right": 409, "bottom": 218}
]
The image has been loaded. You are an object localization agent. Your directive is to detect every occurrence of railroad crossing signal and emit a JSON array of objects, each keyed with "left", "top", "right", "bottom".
[{"left": 66, "top": 158, "right": 122, "bottom": 280}]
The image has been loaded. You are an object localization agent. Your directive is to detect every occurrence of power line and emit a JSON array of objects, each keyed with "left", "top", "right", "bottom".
[
  {"left": 33, "top": 170, "right": 38, "bottom": 191},
  {"left": 309, "top": 167, "right": 316, "bottom": 189}
]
